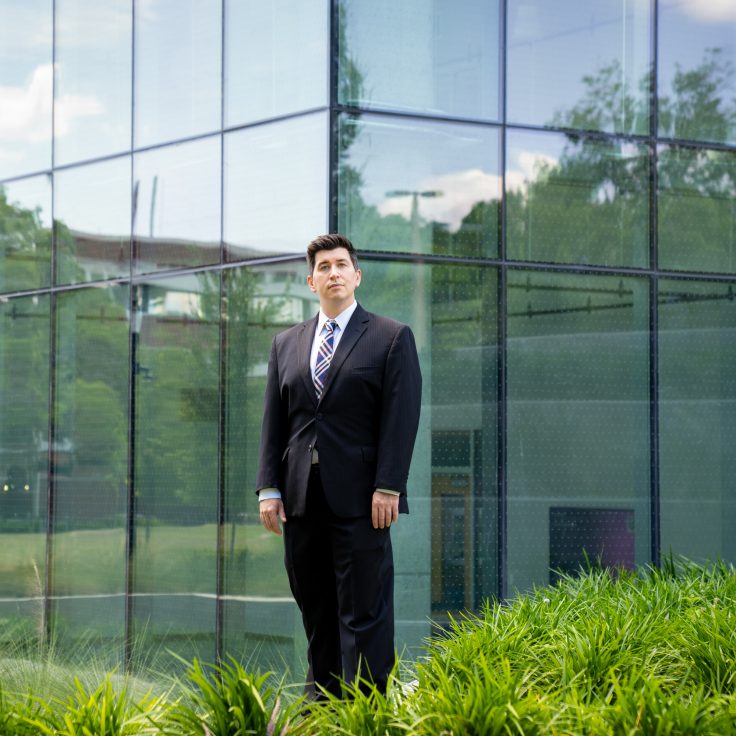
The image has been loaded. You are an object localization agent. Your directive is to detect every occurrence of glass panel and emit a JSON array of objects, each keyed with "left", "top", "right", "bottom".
[
  {"left": 659, "top": 280, "right": 736, "bottom": 564},
  {"left": 658, "top": 0, "right": 736, "bottom": 145},
  {"left": 0, "top": 0, "right": 53, "bottom": 179},
  {"left": 337, "top": 0, "right": 500, "bottom": 121},
  {"left": 0, "top": 175, "right": 52, "bottom": 293},
  {"left": 506, "top": 129, "right": 649, "bottom": 268},
  {"left": 131, "top": 273, "right": 219, "bottom": 664},
  {"left": 54, "top": 157, "right": 131, "bottom": 285},
  {"left": 507, "top": 0, "right": 650, "bottom": 135},
  {"left": 224, "top": 113, "right": 328, "bottom": 260},
  {"left": 658, "top": 145, "right": 736, "bottom": 274},
  {"left": 225, "top": 0, "right": 328, "bottom": 126},
  {"left": 134, "top": 137, "right": 221, "bottom": 273},
  {"left": 134, "top": 0, "right": 221, "bottom": 148},
  {"left": 51, "top": 285, "right": 129, "bottom": 657},
  {"left": 222, "top": 259, "right": 497, "bottom": 672},
  {"left": 0, "top": 295, "right": 49, "bottom": 643},
  {"left": 337, "top": 114, "right": 500, "bottom": 257},
  {"left": 55, "top": 0, "right": 132, "bottom": 165},
  {"left": 222, "top": 264, "right": 311, "bottom": 677},
  {"left": 507, "top": 271, "right": 650, "bottom": 593}
]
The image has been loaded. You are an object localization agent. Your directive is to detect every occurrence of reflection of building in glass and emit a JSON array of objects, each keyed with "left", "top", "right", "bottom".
[{"left": 0, "top": 0, "right": 735, "bottom": 678}]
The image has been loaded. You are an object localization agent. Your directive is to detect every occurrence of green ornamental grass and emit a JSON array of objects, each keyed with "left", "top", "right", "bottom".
[{"left": 0, "top": 559, "right": 734, "bottom": 734}]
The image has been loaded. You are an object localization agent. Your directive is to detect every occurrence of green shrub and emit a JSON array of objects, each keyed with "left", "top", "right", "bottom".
[
  {"left": 24, "top": 674, "right": 166, "bottom": 736},
  {"left": 165, "top": 656, "right": 299, "bottom": 736},
  {"left": 0, "top": 560, "right": 734, "bottom": 735}
]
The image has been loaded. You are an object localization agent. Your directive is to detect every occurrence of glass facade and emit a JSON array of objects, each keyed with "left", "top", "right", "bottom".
[{"left": 1, "top": 0, "right": 735, "bottom": 679}]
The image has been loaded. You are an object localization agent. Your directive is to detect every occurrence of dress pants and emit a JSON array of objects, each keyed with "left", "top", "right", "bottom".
[{"left": 283, "top": 465, "right": 395, "bottom": 699}]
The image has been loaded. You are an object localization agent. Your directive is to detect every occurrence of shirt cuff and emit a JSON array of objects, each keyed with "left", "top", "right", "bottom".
[
  {"left": 376, "top": 488, "right": 400, "bottom": 496},
  {"left": 258, "top": 488, "right": 282, "bottom": 501}
]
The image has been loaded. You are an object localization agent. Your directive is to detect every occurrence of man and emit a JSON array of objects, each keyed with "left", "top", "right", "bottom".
[{"left": 256, "top": 233, "right": 422, "bottom": 699}]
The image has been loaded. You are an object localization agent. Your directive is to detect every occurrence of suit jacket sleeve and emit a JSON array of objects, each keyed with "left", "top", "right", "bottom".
[
  {"left": 374, "top": 325, "right": 422, "bottom": 494},
  {"left": 255, "top": 336, "right": 284, "bottom": 494}
]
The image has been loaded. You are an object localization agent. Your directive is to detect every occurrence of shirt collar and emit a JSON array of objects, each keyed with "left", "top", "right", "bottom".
[{"left": 317, "top": 300, "right": 358, "bottom": 336}]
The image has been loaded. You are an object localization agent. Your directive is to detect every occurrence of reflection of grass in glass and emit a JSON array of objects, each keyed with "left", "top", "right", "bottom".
[
  {"left": 0, "top": 523, "right": 290, "bottom": 597},
  {"left": 0, "top": 532, "right": 46, "bottom": 597}
]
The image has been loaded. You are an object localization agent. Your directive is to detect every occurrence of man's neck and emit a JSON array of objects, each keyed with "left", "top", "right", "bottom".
[{"left": 321, "top": 298, "right": 356, "bottom": 320}]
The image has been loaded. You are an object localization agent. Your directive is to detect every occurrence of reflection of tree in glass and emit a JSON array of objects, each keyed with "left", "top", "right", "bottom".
[
  {"left": 0, "top": 187, "right": 52, "bottom": 291},
  {"left": 513, "top": 50, "right": 735, "bottom": 270},
  {"left": 659, "top": 48, "right": 736, "bottom": 144}
]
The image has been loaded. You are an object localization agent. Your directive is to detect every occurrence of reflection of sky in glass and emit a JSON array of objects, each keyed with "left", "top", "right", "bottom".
[
  {"left": 1, "top": 175, "right": 52, "bottom": 229},
  {"left": 342, "top": 115, "right": 499, "bottom": 232},
  {"left": 224, "top": 112, "right": 328, "bottom": 258},
  {"left": 340, "top": 0, "right": 500, "bottom": 120},
  {"left": 134, "top": 136, "right": 221, "bottom": 270},
  {"left": 55, "top": 156, "right": 131, "bottom": 283},
  {"left": 135, "top": 0, "right": 221, "bottom": 148},
  {"left": 55, "top": 0, "right": 132, "bottom": 165},
  {"left": 658, "top": 0, "right": 736, "bottom": 144},
  {"left": 226, "top": 0, "right": 328, "bottom": 126},
  {"left": 507, "top": 0, "right": 650, "bottom": 134},
  {"left": 0, "top": 0, "right": 53, "bottom": 180}
]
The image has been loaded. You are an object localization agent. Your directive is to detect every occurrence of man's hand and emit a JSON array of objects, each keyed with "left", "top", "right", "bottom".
[
  {"left": 371, "top": 491, "right": 399, "bottom": 529},
  {"left": 260, "top": 499, "right": 287, "bottom": 535}
]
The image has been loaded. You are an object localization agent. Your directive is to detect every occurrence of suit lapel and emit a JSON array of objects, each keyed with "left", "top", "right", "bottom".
[
  {"left": 298, "top": 316, "right": 319, "bottom": 406},
  {"left": 318, "top": 304, "right": 370, "bottom": 404}
]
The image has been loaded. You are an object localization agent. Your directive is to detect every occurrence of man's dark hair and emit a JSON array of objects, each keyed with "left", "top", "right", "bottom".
[{"left": 306, "top": 233, "right": 359, "bottom": 273}]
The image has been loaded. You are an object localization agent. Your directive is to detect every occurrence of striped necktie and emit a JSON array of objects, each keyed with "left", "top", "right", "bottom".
[{"left": 313, "top": 320, "right": 337, "bottom": 399}]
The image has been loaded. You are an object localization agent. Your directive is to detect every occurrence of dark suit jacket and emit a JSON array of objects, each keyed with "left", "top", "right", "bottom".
[{"left": 256, "top": 303, "right": 422, "bottom": 518}]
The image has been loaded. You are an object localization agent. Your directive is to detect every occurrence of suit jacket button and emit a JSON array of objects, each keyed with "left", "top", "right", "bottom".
[{"left": 316, "top": 413, "right": 323, "bottom": 420}]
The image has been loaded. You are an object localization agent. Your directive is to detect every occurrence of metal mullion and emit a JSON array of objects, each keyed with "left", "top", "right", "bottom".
[
  {"left": 328, "top": 0, "right": 339, "bottom": 233},
  {"left": 42, "top": 0, "right": 58, "bottom": 650},
  {"left": 497, "top": 0, "right": 508, "bottom": 601},
  {"left": 649, "top": 0, "right": 661, "bottom": 567},
  {"left": 215, "top": 0, "right": 226, "bottom": 664},
  {"left": 124, "top": 0, "right": 137, "bottom": 671},
  {"left": 6, "top": 253, "right": 736, "bottom": 306},
  {"left": 43, "top": 298, "right": 58, "bottom": 649}
]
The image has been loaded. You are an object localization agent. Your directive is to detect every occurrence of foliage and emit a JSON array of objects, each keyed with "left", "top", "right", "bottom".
[
  {"left": 0, "top": 562, "right": 734, "bottom": 733},
  {"left": 25, "top": 675, "right": 166, "bottom": 736},
  {"left": 165, "top": 656, "right": 300, "bottom": 736}
]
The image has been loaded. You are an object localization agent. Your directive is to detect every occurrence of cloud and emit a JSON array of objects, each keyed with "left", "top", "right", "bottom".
[
  {"left": 669, "top": 0, "right": 736, "bottom": 22},
  {"left": 377, "top": 169, "right": 501, "bottom": 231},
  {"left": 506, "top": 150, "right": 560, "bottom": 192},
  {"left": 0, "top": 64, "right": 103, "bottom": 144}
]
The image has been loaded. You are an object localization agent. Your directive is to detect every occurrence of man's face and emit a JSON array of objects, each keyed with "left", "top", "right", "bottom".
[{"left": 307, "top": 247, "right": 362, "bottom": 311}]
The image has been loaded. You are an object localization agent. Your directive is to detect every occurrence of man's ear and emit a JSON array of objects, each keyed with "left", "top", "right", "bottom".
[
  {"left": 307, "top": 274, "right": 317, "bottom": 293},
  {"left": 355, "top": 269, "right": 362, "bottom": 287}
]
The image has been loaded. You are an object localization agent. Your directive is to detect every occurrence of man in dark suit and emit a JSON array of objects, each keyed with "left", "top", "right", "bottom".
[{"left": 256, "top": 233, "right": 421, "bottom": 698}]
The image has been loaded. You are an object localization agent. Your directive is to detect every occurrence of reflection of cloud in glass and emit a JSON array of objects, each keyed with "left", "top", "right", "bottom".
[
  {"left": 377, "top": 169, "right": 499, "bottom": 231},
  {"left": 669, "top": 0, "right": 736, "bottom": 22},
  {"left": 507, "top": 151, "right": 560, "bottom": 192},
  {"left": 0, "top": 64, "right": 102, "bottom": 144}
]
